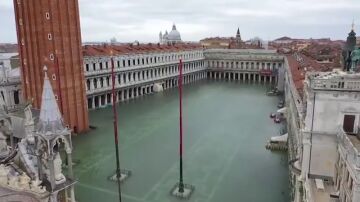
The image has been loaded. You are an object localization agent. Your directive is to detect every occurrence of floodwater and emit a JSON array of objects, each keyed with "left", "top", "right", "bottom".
[{"left": 72, "top": 80, "right": 289, "bottom": 202}]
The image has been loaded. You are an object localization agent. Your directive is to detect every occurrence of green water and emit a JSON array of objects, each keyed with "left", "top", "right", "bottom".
[{"left": 72, "top": 80, "right": 289, "bottom": 202}]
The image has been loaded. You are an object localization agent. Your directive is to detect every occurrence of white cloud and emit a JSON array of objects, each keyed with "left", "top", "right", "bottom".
[{"left": 1, "top": 0, "right": 360, "bottom": 43}]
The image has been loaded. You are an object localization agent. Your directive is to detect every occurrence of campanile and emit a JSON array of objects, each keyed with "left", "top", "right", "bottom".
[{"left": 13, "top": 0, "right": 89, "bottom": 133}]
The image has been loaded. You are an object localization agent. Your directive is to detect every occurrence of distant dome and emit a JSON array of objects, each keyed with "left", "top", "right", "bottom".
[{"left": 167, "top": 24, "right": 181, "bottom": 41}]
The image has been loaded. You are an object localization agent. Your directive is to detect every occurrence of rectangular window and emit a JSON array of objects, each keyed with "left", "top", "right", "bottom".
[{"left": 343, "top": 114, "right": 355, "bottom": 134}]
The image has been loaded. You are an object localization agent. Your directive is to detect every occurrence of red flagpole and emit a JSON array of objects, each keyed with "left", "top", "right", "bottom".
[
  {"left": 111, "top": 52, "right": 122, "bottom": 202},
  {"left": 178, "top": 58, "right": 184, "bottom": 193}
]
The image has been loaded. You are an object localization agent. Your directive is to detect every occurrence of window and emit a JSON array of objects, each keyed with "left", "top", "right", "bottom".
[
  {"left": 52, "top": 74, "right": 56, "bottom": 80},
  {"left": 14, "top": 91, "right": 20, "bottom": 105},
  {"left": 343, "top": 114, "right": 355, "bottom": 134},
  {"left": 47, "top": 33, "right": 52, "bottom": 40},
  {"left": 49, "top": 53, "right": 54, "bottom": 61},
  {"left": 55, "top": 95, "right": 59, "bottom": 100},
  {"left": 86, "top": 64, "right": 89, "bottom": 71},
  {"left": 45, "top": 12, "right": 50, "bottom": 20}
]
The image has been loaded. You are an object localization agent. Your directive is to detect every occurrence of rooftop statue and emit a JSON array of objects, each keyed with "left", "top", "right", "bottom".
[{"left": 351, "top": 47, "right": 360, "bottom": 72}]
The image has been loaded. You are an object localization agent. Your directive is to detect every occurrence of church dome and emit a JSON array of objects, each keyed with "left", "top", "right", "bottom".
[{"left": 167, "top": 24, "right": 181, "bottom": 41}]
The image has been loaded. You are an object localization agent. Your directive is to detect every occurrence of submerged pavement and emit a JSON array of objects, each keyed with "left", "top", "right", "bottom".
[{"left": 72, "top": 80, "right": 289, "bottom": 202}]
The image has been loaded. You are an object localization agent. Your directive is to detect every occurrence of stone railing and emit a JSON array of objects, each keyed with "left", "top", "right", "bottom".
[
  {"left": 308, "top": 72, "right": 360, "bottom": 92},
  {"left": 337, "top": 130, "right": 360, "bottom": 183}
]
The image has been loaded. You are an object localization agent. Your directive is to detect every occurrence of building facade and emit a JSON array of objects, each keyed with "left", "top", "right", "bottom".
[
  {"left": 0, "top": 53, "right": 22, "bottom": 109},
  {"left": 159, "top": 24, "right": 182, "bottom": 45},
  {"left": 284, "top": 66, "right": 360, "bottom": 202},
  {"left": 13, "top": 0, "right": 89, "bottom": 133},
  {"left": 204, "top": 49, "right": 284, "bottom": 86},
  {"left": 82, "top": 43, "right": 206, "bottom": 109}
]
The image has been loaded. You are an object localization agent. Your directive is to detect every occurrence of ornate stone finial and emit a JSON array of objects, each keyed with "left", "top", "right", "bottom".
[
  {"left": 43, "top": 65, "right": 48, "bottom": 72},
  {"left": 352, "top": 19, "right": 355, "bottom": 31}
]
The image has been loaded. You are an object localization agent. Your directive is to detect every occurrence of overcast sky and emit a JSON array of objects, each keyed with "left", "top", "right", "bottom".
[{"left": 1, "top": 0, "right": 359, "bottom": 43}]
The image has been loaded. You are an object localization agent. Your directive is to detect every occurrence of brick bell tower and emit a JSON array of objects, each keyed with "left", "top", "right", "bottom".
[{"left": 13, "top": 0, "right": 89, "bottom": 133}]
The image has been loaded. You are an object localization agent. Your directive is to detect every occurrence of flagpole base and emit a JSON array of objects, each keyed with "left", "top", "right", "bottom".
[
  {"left": 170, "top": 182, "right": 195, "bottom": 200},
  {"left": 108, "top": 169, "right": 132, "bottom": 183}
]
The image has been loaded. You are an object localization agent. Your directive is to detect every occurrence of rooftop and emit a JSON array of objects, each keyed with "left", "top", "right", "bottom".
[{"left": 82, "top": 43, "right": 203, "bottom": 57}]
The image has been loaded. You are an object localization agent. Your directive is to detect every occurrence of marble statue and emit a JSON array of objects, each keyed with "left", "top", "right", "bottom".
[
  {"left": 24, "top": 103, "right": 34, "bottom": 125},
  {"left": 351, "top": 48, "right": 360, "bottom": 72},
  {"left": 54, "top": 152, "right": 65, "bottom": 184},
  {"left": 0, "top": 93, "right": 6, "bottom": 112}
]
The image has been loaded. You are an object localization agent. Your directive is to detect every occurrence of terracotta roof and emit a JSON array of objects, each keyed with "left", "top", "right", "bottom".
[
  {"left": 82, "top": 43, "right": 203, "bottom": 57},
  {"left": 286, "top": 52, "right": 335, "bottom": 98}
]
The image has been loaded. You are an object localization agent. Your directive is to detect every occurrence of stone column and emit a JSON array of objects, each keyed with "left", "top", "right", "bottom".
[
  {"left": 48, "top": 158, "right": 56, "bottom": 190},
  {"left": 121, "top": 91, "right": 125, "bottom": 100},
  {"left": 90, "top": 79, "right": 95, "bottom": 90}
]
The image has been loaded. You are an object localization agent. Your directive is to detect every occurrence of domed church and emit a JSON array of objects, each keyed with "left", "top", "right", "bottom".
[{"left": 159, "top": 24, "right": 182, "bottom": 45}]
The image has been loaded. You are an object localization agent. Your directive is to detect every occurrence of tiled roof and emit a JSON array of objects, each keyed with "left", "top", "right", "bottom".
[
  {"left": 286, "top": 52, "right": 336, "bottom": 97},
  {"left": 82, "top": 43, "right": 203, "bottom": 57}
]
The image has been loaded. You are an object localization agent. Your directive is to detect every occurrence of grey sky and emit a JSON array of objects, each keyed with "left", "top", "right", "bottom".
[{"left": 1, "top": 0, "right": 359, "bottom": 43}]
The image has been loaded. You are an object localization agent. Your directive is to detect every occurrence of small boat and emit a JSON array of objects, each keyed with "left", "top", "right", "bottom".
[
  {"left": 277, "top": 103, "right": 284, "bottom": 108},
  {"left": 274, "top": 117, "right": 281, "bottom": 123}
]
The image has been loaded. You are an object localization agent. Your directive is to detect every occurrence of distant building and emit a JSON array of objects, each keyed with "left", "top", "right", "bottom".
[
  {"left": 200, "top": 28, "right": 262, "bottom": 49},
  {"left": 159, "top": 24, "right": 182, "bottom": 45},
  {"left": 82, "top": 43, "right": 205, "bottom": 109},
  {"left": 204, "top": 49, "right": 284, "bottom": 85},
  {"left": 272, "top": 36, "right": 293, "bottom": 44}
]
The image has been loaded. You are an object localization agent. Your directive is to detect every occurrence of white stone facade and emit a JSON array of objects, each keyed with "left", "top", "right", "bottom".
[
  {"left": 285, "top": 69, "right": 360, "bottom": 202},
  {"left": 83, "top": 49, "right": 206, "bottom": 109},
  {"left": 204, "top": 49, "right": 284, "bottom": 85},
  {"left": 0, "top": 53, "right": 22, "bottom": 109}
]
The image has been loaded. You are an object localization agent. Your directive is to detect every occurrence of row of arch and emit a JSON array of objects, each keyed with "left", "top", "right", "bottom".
[
  {"left": 207, "top": 71, "right": 276, "bottom": 83},
  {"left": 85, "top": 51, "right": 204, "bottom": 72},
  {"left": 207, "top": 60, "right": 282, "bottom": 71},
  {"left": 87, "top": 71, "right": 207, "bottom": 109},
  {"left": 86, "top": 61, "right": 205, "bottom": 92}
]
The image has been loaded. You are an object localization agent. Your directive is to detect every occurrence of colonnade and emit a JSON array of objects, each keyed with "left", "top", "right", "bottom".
[
  {"left": 87, "top": 71, "right": 206, "bottom": 109},
  {"left": 207, "top": 71, "right": 276, "bottom": 84}
]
